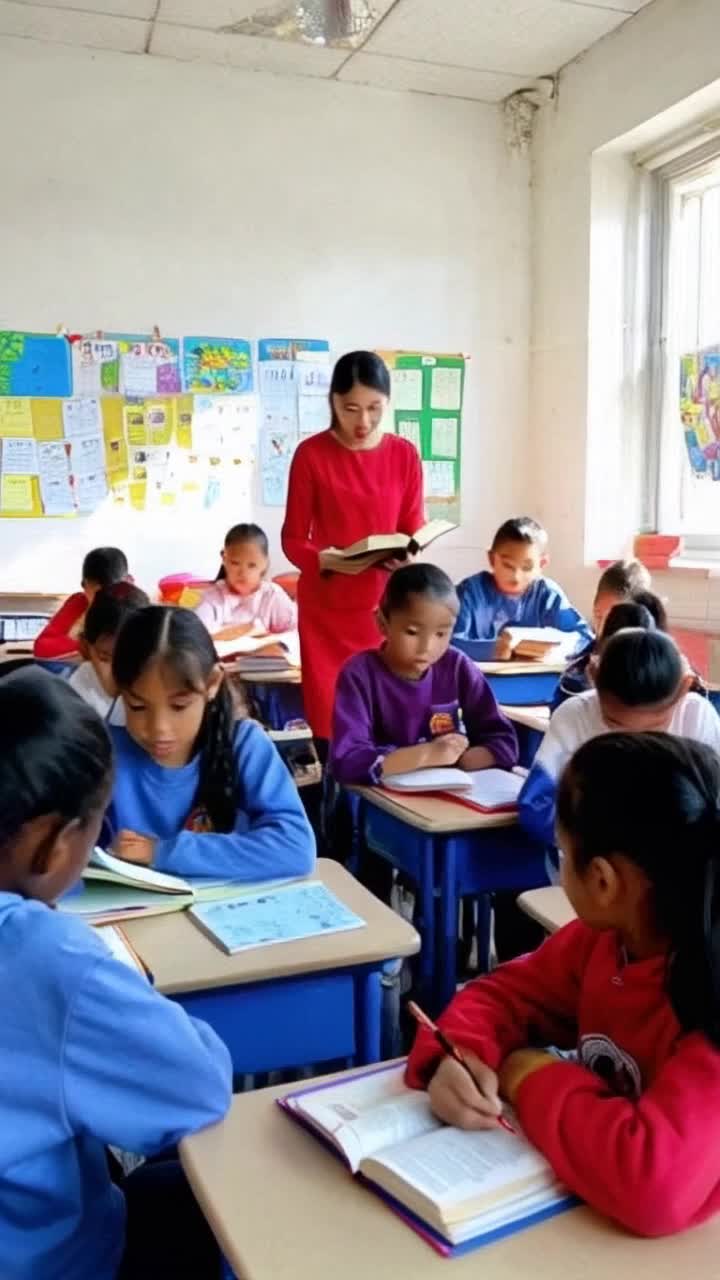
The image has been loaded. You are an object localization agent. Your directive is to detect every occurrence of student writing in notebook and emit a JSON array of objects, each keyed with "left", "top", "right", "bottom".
[
  {"left": 452, "top": 517, "right": 592, "bottom": 660},
  {"left": 519, "top": 627, "right": 720, "bottom": 851},
  {"left": 105, "top": 605, "right": 315, "bottom": 880},
  {"left": 407, "top": 732, "right": 720, "bottom": 1237},
  {"left": 0, "top": 668, "right": 231, "bottom": 1280},
  {"left": 33, "top": 546, "right": 131, "bottom": 661},
  {"left": 195, "top": 522, "right": 297, "bottom": 638},
  {"left": 330, "top": 563, "right": 518, "bottom": 786},
  {"left": 69, "top": 581, "right": 149, "bottom": 724}
]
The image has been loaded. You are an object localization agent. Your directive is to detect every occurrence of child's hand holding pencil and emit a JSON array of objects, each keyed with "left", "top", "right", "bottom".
[{"left": 409, "top": 1001, "right": 514, "bottom": 1134}]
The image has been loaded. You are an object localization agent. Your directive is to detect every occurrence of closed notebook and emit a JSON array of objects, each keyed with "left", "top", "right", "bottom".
[
  {"left": 384, "top": 768, "right": 522, "bottom": 813},
  {"left": 189, "top": 880, "right": 366, "bottom": 954},
  {"left": 319, "top": 520, "right": 456, "bottom": 576},
  {"left": 279, "top": 1061, "right": 575, "bottom": 1255}
]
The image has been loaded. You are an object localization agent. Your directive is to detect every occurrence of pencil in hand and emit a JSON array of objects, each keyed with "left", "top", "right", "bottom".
[{"left": 407, "top": 1000, "right": 516, "bottom": 1135}]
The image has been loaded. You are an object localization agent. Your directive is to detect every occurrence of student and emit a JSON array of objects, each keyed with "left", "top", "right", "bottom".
[
  {"left": 330, "top": 563, "right": 518, "bottom": 786},
  {"left": 69, "top": 582, "right": 149, "bottom": 724},
  {"left": 520, "top": 627, "right": 720, "bottom": 849},
  {"left": 34, "top": 546, "right": 130, "bottom": 660},
  {"left": 406, "top": 732, "right": 720, "bottom": 1237},
  {"left": 106, "top": 605, "right": 316, "bottom": 879},
  {"left": 554, "top": 563, "right": 657, "bottom": 707},
  {"left": 195, "top": 522, "right": 297, "bottom": 636},
  {"left": 452, "top": 517, "right": 592, "bottom": 659},
  {"left": 0, "top": 667, "right": 231, "bottom": 1280}
]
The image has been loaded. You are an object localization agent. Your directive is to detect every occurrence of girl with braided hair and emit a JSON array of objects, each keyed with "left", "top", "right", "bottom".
[{"left": 105, "top": 605, "right": 315, "bottom": 880}]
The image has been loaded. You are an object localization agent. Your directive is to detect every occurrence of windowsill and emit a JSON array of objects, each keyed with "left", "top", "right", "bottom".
[{"left": 665, "top": 556, "right": 720, "bottom": 576}]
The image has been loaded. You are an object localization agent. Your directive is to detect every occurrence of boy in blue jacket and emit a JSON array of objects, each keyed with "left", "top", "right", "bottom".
[{"left": 453, "top": 517, "right": 592, "bottom": 661}]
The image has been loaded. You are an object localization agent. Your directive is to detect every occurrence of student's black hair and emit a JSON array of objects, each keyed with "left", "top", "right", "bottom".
[
  {"left": 215, "top": 523, "right": 269, "bottom": 583},
  {"left": 380, "top": 563, "right": 459, "bottom": 617},
  {"left": 0, "top": 667, "right": 112, "bottom": 855},
  {"left": 557, "top": 733, "right": 720, "bottom": 1046},
  {"left": 83, "top": 582, "right": 150, "bottom": 646},
  {"left": 112, "top": 606, "right": 237, "bottom": 832},
  {"left": 601, "top": 601, "right": 656, "bottom": 642},
  {"left": 595, "top": 558, "right": 651, "bottom": 598},
  {"left": 595, "top": 628, "right": 683, "bottom": 707},
  {"left": 632, "top": 588, "right": 668, "bottom": 631},
  {"left": 81, "top": 546, "right": 128, "bottom": 588},
  {"left": 329, "top": 351, "right": 391, "bottom": 430},
  {"left": 490, "top": 517, "right": 548, "bottom": 553}
]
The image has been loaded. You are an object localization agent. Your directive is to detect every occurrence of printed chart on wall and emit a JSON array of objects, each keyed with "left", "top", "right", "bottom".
[
  {"left": 0, "top": 330, "right": 257, "bottom": 518},
  {"left": 680, "top": 347, "right": 720, "bottom": 481},
  {"left": 381, "top": 350, "right": 465, "bottom": 524},
  {"left": 257, "top": 339, "right": 331, "bottom": 506}
]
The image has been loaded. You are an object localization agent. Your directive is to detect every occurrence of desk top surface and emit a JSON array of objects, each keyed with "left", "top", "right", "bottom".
[
  {"left": 123, "top": 858, "right": 419, "bottom": 995},
  {"left": 501, "top": 704, "right": 551, "bottom": 733},
  {"left": 478, "top": 660, "right": 565, "bottom": 676},
  {"left": 352, "top": 784, "right": 518, "bottom": 833},
  {"left": 180, "top": 1068, "right": 720, "bottom": 1280},
  {"left": 518, "top": 886, "right": 576, "bottom": 933}
]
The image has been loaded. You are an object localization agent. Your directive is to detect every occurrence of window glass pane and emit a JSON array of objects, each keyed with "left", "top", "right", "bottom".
[{"left": 699, "top": 184, "right": 720, "bottom": 348}]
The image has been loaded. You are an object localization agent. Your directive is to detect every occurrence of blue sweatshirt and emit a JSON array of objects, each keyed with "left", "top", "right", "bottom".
[
  {"left": 0, "top": 894, "right": 231, "bottom": 1280},
  {"left": 452, "top": 571, "right": 593, "bottom": 661},
  {"left": 107, "top": 719, "right": 316, "bottom": 881}
]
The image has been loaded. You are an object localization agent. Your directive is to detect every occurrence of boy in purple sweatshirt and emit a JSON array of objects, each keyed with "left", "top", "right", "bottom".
[{"left": 331, "top": 564, "right": 518, "bottom": 786}]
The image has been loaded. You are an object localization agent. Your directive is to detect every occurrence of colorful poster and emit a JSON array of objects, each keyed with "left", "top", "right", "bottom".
[
  {"left": 0, "top": 331, "right": 72, "bottom": 397},
  {"left": 680, "top": 347, "right": 720, "bottom": 479},
  {"left": 182, "top": 337, "right": 253, "bottom": 395},
  {"left": 72, "top": 339, "right": 120, "bottom": 395},
  {"left": 118, "top": 337, "right": 181, "bottom": 397}
]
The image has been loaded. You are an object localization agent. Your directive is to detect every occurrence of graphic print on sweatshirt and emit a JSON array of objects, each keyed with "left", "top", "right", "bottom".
[{"left": 579, "top": 1033, "right": 642, "bottom": 1099}]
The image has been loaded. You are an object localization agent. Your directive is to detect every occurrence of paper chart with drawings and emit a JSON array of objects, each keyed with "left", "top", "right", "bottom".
[{"left": 191, "top": 881, "right": 366, "bottom": 952}]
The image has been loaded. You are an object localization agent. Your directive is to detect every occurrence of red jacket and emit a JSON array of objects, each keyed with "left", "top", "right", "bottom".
[
  {"left": 33, "top": 592, "right": 86, "bottom": 659},
  {"left": 406, "top": 920, "right": 720, "bottom": 1237}
]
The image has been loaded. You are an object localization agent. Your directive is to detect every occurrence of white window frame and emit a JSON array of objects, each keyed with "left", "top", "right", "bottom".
[{"left": 646, "top": 138, "right": 720, "bottom": 557}]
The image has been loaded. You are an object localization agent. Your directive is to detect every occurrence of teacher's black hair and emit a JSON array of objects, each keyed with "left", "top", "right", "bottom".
[
  {"left": 595, "top": 628, "right": 683, "bottom": 707},
  {"left": 380, "top": 563, "right": 459, "bottom": 617},
  {"left": 557, "top": 733, "right": 720, "bottom": 1046},
  {"left": 329, "top": 351, "right": 390, "bottom": 428},
  {"left": 112, "top": 606, "right": 238, "bottom": 832},
  {"left": 0, "top": 667, "right": 113, "bottom": 856}
]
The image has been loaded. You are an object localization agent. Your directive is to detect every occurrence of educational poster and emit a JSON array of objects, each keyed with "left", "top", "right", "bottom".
[
  {"left": 72, "top": 338, "right": 120, "bottom": 396},
  {"left": 182, "top": 337, "right": 253, "bottom": 395},
  {"left": 119, "top": 337, "right": 181, "bottom": 397},
  {"left": 0, "top": 331, "right": 72, "bottom": 397},
  {"left": 381, "top": 350, "right": 465, "bottom": 524},
  {"left": 257, "top": 338, "right": 330, "bottom": 505},
  {"left": 679, "top": 347, "right": 720, "bottom": 480}
]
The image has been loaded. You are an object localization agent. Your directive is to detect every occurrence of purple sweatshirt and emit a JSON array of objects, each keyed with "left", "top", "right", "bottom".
[{"left": 330, "top": 647, "right": 518, "bottom": 785}]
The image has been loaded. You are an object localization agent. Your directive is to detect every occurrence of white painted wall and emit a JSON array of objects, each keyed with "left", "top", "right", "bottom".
[
  {"left": 531, "top": 0, "right": 720, "bottom": 620},
  {"left": 0, "top": 35, "right": 530, "bottom": 594}
]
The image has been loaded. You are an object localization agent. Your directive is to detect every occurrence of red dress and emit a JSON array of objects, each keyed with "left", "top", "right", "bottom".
[{"left": 282, "top": 430, "right": 424, "bottom": 738}]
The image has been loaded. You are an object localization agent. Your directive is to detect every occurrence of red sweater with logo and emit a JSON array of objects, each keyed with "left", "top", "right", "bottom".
[{"left": 406, "top": 920, "right": 720, "bottom": 1237}]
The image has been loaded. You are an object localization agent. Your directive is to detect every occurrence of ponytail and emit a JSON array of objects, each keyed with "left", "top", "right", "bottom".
[
  {"left": 195, "top": 680, "right": 238, "bottom": 832},
  {"left": 557, "top": 733, "right": 720, "bottom": 1046}
]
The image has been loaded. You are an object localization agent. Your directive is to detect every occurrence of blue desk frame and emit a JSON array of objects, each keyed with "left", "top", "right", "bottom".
[
  {"left": 169, "top": 964, "right": 383, "bottom": 1076},
  {"left": 350, "top": 794, "right": 549, "bottom": 1014},
  {"left": 482, "top": 670, "right": 560, "bottom": 705}
]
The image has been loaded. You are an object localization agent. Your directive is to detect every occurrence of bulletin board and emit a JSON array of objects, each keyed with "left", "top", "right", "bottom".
[{"left": 380, "top": 349, "right": 465, "bottom": 524}]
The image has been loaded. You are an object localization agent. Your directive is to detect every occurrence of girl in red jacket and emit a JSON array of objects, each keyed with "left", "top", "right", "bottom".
[
  {"left": 34, "top": 546, "right": 129, "bottom": 660},
  {"left": 406, "top": 732, "right": 720, "bottom": 1237}
]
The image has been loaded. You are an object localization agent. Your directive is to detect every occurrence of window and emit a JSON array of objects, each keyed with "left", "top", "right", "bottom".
[{"left": 651, "top": 143, "right": 720, "bottom": 553}]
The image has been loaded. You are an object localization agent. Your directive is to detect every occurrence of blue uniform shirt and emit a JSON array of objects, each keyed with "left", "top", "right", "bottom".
[{"left": 452, "top": 571, "right": 593, "bottom": 660}]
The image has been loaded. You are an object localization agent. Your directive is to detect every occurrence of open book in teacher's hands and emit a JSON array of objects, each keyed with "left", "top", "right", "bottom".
[
  {"left": 319, "top": 520, "right": 456, "bottom": 575},
  {"left": 279, "top": 1060, "right": 575, "bottom": 1256}
]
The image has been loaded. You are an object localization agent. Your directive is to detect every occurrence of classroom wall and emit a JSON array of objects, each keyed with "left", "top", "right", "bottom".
[
  {"left": 0, "top": 35, "right": 530, "bottom": 595},
  {"left": 531, "top": 0, "right": 720, "bottom": 623}
]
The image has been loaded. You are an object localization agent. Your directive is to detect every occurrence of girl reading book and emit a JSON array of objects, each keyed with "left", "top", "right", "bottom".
[
  {"left": 106, "top": 605, "right": 315, "bottom": 880},
  {"left": 330, "top": 563, "right": 518, "bottom": 785},
  {"left": 0, "top": 668, "right": 231, "bottom": 1280},
  {"left": 407, "top": 732, "right": 720, "bottom": 1237},
  {"left": 282, "top": 351, "right": 425, "bottom": 747}
]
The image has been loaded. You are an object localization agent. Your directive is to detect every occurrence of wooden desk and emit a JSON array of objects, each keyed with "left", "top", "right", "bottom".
[
  {"left": 518, "top": 886, "right": 575, "bottom": 933},
  {"left": 124, "top": 859, "right": 419, "bottom": 1074},
  {"left": 501, "top": 704, "right": 550, "bottom": 734},
  {"left": 181, "top": 1072, "right": 720, "bottom": 1280},
  {"left": 348, "top": 788, "right": 547, "bottom": 1013}
]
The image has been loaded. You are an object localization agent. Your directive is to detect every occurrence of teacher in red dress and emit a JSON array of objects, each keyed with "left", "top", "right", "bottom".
[{"left": 282, "top": 351, "right": 425, "bottom": 745}]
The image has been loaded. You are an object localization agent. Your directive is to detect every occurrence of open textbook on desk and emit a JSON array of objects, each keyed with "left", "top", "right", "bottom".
[{"left": 280, "top": 1061, "right": 575, "bottom": 1255}]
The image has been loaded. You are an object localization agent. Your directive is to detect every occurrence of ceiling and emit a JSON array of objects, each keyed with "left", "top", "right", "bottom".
[{"left": 0, "top": 0, "right": 656, "bottom": 102}]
